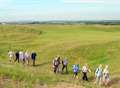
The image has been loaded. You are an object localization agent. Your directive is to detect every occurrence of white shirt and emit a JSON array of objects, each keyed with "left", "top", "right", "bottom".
[
  {"left": 19, "top": 51, "right": 24, "bottom": 60},
  {"left": 103, "top": 69, "right": 109, "bottom": 77},
  {"left": 82, "top": 66, "right": 88, "bottom": 73},
  {"left": 25, "top": 52, "right": 30, "bottom": 58},
  {"left": 8, "top": 51, "right": 14, "bottom": 58}
]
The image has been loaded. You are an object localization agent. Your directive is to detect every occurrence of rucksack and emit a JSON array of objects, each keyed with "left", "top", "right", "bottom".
[
  {"left": 96, "top": 68, "right": 102, "bottom": 76},
  {"left": 96, "top": 68, "right": 99, "bottom": 74},
  {"left": 54, "top": 60, "right": 58, "bottom": 66}
]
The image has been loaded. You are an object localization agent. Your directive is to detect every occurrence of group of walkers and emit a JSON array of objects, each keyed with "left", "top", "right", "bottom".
[
  {"left": 95, "top": 64, "right": 110, "bottom": 86},
  {"left": 73, "top": 64, "right": 91, "bottom": 81},
  {"left": 8, "top": 52, "right": 110, "bottom": 86},
  {"left": 8, "top": 50, "right": 37, "bottom": 66},
  {"left": 52, "top": 56, "right": 68, "bottom": 74},
  {"left": 52, "top": 56, "right": 110, "bottom": 86}
]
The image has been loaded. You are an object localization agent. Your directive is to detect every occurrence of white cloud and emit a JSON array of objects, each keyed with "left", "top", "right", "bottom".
[
  {"left": 63, "top": 0, "right": 104, "bottom": 3},
  {"left": 62, "top": 0, "right": 119, "bottom": 4},
  {"left": 0, "top": 0, "right": 13, "bottom": 8}
]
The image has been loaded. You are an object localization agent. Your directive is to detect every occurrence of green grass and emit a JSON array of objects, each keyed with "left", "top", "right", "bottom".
[{"left": 0, "top": 24, "right": 120, "bottom": 88}]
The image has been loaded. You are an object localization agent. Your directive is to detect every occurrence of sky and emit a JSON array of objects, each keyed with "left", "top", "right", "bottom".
[{"left": 0, "top": 0, "right": 120, "bottom": 22}]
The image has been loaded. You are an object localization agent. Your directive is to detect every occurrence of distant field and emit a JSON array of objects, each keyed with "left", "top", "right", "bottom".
[{"left": 0, "top": 24, "right": 120, "bottom": 88}]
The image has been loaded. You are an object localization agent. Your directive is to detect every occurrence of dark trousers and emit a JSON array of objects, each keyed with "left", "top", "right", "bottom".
[
  {"left": 15, "top": 57, "right": 19, "bottom": 63},
  {"left": 62, "top": 65, "right": 68, "bottom": 73},
  {"left": 54, "top": 65, "right": 58, "bottom": 73},
  {"left": 82, "top": 72, "right": 88, "bottom": 81},
  {"left": 32, "top": 59, "right": 35, "bottom": 66},
  {"left": 23, "top": 58, "right": 25, "bottom": 64}
]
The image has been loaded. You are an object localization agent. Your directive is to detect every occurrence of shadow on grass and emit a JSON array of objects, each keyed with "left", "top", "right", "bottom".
[
  {"left": 34, "top": 61, "right": 51, "bottom": 67},
  {"left": 88, "top": 76, "right": 95, "bottom": 82},
  {"left": 109, "top": 77, "right": 120, "bottom": 87}
]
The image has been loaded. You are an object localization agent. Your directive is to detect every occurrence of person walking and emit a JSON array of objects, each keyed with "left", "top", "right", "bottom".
[
  {"left": 52, "top": 56, "right": 61, "bottom": 73},
  {"left": 8, "top": 50, "right": 14, "bottom": 63},
  {"left": 95, "top": 64, "right": 103, "bottom": 85},
  {"left": 62, "top": 58, "right": 68, "bottom": 74},
  {"left": 25, "top": 51, "right": 30, "bottom": 65},
  {"left": 31, "top": 51, "right": 37, "bottom": 66},
  {"left": 103, "top": 65, "right": 110, "bottom": 86},
  {"left": 53, "top": 56, "right": 59, "bottom": 73},
  {"left": 57, "top": 56, "right": 61, "bottom": 73},
  {"left": 19, "top": 51, "right": 24, "bottom": 64},
  {"left": 15, "top": 51, "right": 19, "bottom": 63},
  {"left": 82, "top": 64, "right": 91, "bottom": 81},
  {"left": 73, "top": 64, "right": 79, "bottom": 79}
]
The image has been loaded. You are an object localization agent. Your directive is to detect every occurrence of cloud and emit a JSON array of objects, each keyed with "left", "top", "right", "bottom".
[
  {"left": 0, "top": 0, "right": 13, "bottom": 8},
  {"left": 63, "top": 0, "right": 104, "bottom": 3},
  {"left": 62, "top": 0, "right": 119, "bottom": 4}
]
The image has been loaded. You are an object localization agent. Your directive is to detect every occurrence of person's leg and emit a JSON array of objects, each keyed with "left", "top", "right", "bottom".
[
  {"left": 27, "top": 58, "right": 29, "bottom": 65},
  {"left": 82, "top": 72, "right": 85, "bottom": 80},
  {"left": 14, "top": 57, "right": 17, "bottom": 62},
  {"left": 99, "top": 77, "right": 102, "bottom": 85},
  {"left": 18, "top": 58, "right": 19, "bottom": 63},
  {"left": 85, "top": 73, "right": 88, "bottom": 81},
  {"left": 104, "top": 78, "right": 107, "bottom": 86},
  {"left": 95, "top": 76, "right": 98, "bottom": 84},
  {"left": 66, "top": 65, "right": 68, "bottom": 74},
  {"left": 76, "top": 73, "right": 78, "bottom": 79},
  {"left": 15, "top": 57, "right": 18, "bottom": 63},
  {"left": 57, "top": 65, "right": 61, "bottom": 73},
  {"left": 23, "top": 58, "right": 25, "bottom": 64},
  {"left": 9, "top": 57, "right": 12, "bottom": 63},
  {"left": 33, "top": 59, "right": 35, "bottom": 66},
  {"left": 106, "top": 78, "right": 110, "bottom": 86},
  {"left": 11, "top": 57, "right": 13, "bottom": 63},
  {"left": 54, "top": 66, "right": 58, "bottom": 73},
  {"left": 104, "top": 76, "right": 109, "bottom": 86},
  {"left": 74, "top": 72, "right": 77, "bottom": 79},
  {"left": 73, "top": 73, "right": 76, "bottom": 78},
  {"left": 82, "top": 72, "right": 84, "bottom": 80},
  {"left": 102, "top": 76, "right": 105, "bottom": 85},
  {"left": 9, "top": 58, "right": 11, "bottom": 62},
  {"left": 9, "top": 58, "right": 11, "bottom": 63},
  {"left": 54, "top": 66, "right": 56, "bottom": 73},
  {"left": 62, "top": 65, "right": 65, "bottom": 73}
]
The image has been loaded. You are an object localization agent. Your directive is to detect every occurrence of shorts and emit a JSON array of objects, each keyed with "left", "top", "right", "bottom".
[
  {"left": 105, "top": 76, "right": 110, "bottom": 81},
  {"left": 74, "top": 72, "right": 78, "bottom": 75}
]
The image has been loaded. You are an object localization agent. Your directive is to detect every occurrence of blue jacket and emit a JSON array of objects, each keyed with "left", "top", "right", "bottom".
[
  {"left": 31, "top": 52, "right": 37, "bottom": 60},
  {"left": 73, "top": 65, "right": 79, "bottom": 73}
]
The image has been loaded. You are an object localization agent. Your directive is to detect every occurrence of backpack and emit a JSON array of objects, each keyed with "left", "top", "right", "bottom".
[
  {"left": 96, "top": 68, "right": 102, "bottom": 77},
  {"left": 95, "top": 68, "right": 99, "bottom": 74},
  {"left": 54, "top": 60, "right": 58, "bottom": 66}
]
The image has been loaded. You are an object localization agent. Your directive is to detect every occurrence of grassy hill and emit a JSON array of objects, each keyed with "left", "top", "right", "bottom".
[{"left": 0, "top": 24, "right": 120, "bottom": 88}]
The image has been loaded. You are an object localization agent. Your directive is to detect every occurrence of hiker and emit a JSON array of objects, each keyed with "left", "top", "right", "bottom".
[
  {"left": 8, "top": 50, "right": 14, "bottom": 63},
  {"left": 25, "top": 51, "right": 30, "bottom": 65},
  {"left": 53, "top": 56, "right": 59, "bottom": 73},
  {"left": 103, "top": 65, "right": 110, "bottom": 86},
  {"left": 95, "top": 64, "right": 103, "bottom": 85},
  {"left": 82, "top": 64, "right": 91, "bottom": 81},
  {"left": 73, "top": 64, "right": 79, "bottom": 79},
  {"left": 62, "top": 57, "right": 68, "bottom": 74},
  {"left": 19, "top": 51, "right": 25, "bottom": 64},
  {"left": 15, "top": 51, "right": 19, "bottom": 63},
  {"left": 31, "top": 52, "right": 37, "bottom": 66},
  {"left": 56, "top": 56, "right": 61, "bottom": 73}
]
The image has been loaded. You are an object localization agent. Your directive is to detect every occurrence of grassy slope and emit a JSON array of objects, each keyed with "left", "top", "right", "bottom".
[{"left": 0, "top": 24, "right": 120, "bottom": 88}]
